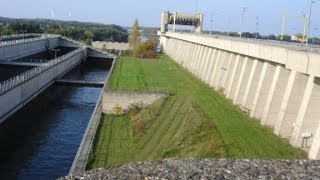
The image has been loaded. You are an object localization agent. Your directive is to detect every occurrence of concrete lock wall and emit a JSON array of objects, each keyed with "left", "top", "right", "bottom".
[
  {"left": 0, "top": 50, "right": 83, "bottom": 123},
  {"left": 160, "top": 32, "right": 320, "bottom": 159},
  {"left": 0, "top": 37, "right": 59, "bottom": 61}
]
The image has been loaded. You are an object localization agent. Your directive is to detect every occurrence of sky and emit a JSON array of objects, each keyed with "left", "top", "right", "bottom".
[{"left": 0, "top": 0, "right": 319, "bottom": 37}]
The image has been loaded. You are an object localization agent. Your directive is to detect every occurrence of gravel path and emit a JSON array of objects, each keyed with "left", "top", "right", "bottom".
[{"left": 60, "top": 158, "right": 320, "bottom": 179}]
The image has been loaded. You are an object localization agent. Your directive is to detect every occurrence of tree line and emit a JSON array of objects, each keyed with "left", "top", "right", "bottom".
[{"left": 0, "top": 16, "right": 128, "bottom": 43}]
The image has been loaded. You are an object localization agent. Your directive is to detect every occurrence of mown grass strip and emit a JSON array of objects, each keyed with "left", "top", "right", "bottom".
[{"left": 87, "top": 55, "right": 306, "bottom": 170}]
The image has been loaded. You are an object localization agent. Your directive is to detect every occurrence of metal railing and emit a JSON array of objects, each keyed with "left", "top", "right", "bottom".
[
  {"left": 0, "top": 34, "right": 60, "bottom": 47},
  {"left": 172, "top": 32, "right": 320, "bottom": 54},
  {"left": 0, "top": 33, "right": 40, "bottom": 40},
  {"left": 0, "top": 47, "right": 84, "bottom": 95}
]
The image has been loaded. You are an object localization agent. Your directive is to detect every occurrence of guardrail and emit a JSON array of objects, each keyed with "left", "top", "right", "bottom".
[
  {"left": 171, "top": 32, "right": 320, "bottom": 53},
  {"left": 0, "top": 34, "right": 60, "bottom": 47},
  {"left": 0, "top": 47, "right": 84, "bottom": 95},
  {"left": 0, "top": 33, "right": 40, "bottom": 40}
]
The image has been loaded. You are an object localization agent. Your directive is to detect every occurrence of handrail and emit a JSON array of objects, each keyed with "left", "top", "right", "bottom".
[
  {"left": 0, "top": 47, "right": 84, "bottom": 95},
  {"left": 0, "top": 34, "right": 60, "bottom": 47},
  {"left": 169, "top": 32, "right": 320, "bottom": 53}
]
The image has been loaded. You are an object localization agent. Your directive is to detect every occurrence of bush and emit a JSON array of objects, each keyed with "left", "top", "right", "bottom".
[{"left": 133, "top": 39, "right": 157, "bottom": 59}]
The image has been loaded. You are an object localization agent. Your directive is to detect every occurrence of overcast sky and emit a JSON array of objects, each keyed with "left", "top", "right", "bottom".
[{"left": 0, "top": 0, "right": 319, "bottom": 36}]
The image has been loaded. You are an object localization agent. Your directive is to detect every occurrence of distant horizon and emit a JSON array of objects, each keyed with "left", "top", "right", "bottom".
[{"left": 1, "top": 0, "right": 319, "bottom": 37}]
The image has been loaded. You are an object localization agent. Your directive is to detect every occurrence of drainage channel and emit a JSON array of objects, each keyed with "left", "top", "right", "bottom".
[{"left": 0, "top": 58, "right": 110, "bottom": 179}]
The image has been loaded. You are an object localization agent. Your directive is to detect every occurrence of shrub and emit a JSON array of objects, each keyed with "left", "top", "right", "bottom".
[{"left": 133, "top": 39, "right": 157, "bottom": 59}]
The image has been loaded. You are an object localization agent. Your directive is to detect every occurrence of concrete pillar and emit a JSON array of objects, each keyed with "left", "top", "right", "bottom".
[
  {"left": 250, "top": 63, "right": 275, "bottom": 119},
  {"left": 226, "top": 54, "right": 240, "bottom": 99},
  {"left": 241, "top": 59, "right": 257, "bottom": 107},
  {"left": 194, "top": 45, "right": 203, "bottom": 74},
  {"left": 181, "top": 41, "right": 189, "bottom": 66},
  {"left": 199, "top": 47, "right": 209, "bottom": 80},
  {"left": 190, "top": 44, "right": 200, "bottom": 72},
  {"left": 218, "top": 52, "right": 232, "bottom": 92},
  {"left": 187, "top": 43, "right": 197, "bottom": 69},
  {"left": 215, "top": 52, "right": 230, "bottom": 90},
  {"left": 214, "top": 51, "right": 228, "bottom": 89},
  {"left": 221, "top": 53, "right": 234, "bottom": 92},
  {"left": 210, "top": 50, "right": 224, "bottom": 88},
  {"left": 274, "top": 71, "right": 308, "bottom": 138},
  {"left": 195, "top": 46, "right": 205, "bottom": 76},
  {"left": 234, "top": 57, "right": 250, "bottom": 104},
  {"left": 179, "top": 41, "right": 186, "bottom": 64},
  {"left": 204, "top": 48, "right": 215, "bottom": 84},
  {"left": 250, "top": 62, "right": 268, "bottom": 117},
  {"left": 185, "top": 42, "right": 193, "bottom": 68},
  {"left": 309, "top": 119, "right": 320, "bottom": 159},
  {"left": 228, "top": 55, "right": 245, "bottom": 100},
  {"left": 262, "top": 68, "right": 290, "bottom": 127},
  {"left": 180, "top": 41, "right": 187, "bottom": 62},
  {"left": 207, "top": 49, "right": 219, "bottom": 85},
  {"left": 261, "top": 65, "right": 282, "bottom": 125},
  {"left": 291, "top": 76, "right": 319, "bottom": 148}
]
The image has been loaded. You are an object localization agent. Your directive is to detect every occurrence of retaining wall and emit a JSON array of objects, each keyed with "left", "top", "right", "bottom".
[
  {"left": 160, "top": 32, "right": 320, "bottom": 159},
  {"left": 0, "top": 49, "right": 84, "bottom": 123},
  {"left": 0, "top": 35, "right": 60, "bottom": 61}
]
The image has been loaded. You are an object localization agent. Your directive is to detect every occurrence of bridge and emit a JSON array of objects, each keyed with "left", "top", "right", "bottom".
[
  {"left": 0, "top": 34, "right": 115, "bottom": 124},
  {"left": 159, "top": 31, "right": 320, "bottom": 160}
]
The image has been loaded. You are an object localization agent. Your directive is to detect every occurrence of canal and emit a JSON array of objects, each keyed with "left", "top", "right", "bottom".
[{"left": 0, "top": 58, "right": 110, "bottom": 179}]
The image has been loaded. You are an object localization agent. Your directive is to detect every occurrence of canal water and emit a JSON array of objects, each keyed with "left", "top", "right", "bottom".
[{"left": 0, "top": 59, "right": 110, "bottom": 179}]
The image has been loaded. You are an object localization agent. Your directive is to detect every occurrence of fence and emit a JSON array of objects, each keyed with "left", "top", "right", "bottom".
[
  {"left": 175, "top": 32, "right": 320, "bottom": 53},
  {"left": 0, "top": 34, "right": 59, "bottom": 47}
]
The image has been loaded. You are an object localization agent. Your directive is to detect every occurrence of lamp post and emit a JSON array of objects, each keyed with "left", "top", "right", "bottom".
[
  {"left": 52, "top": 48, "right": 60, "bottom": 59},
  {"left": 19, "top": 30, "right": 27, "bottom": 42},
  {"left": 240, "top": 7, "right": 248, "bottom": 38},
  {"left": 255, "top": 16, "right": 259, "bottom": 39},
  {"left": 210, "top": 13, "right": 213, "bottom": 35},
  {"left": 306, "top": 0, "right": 319, "bottom": 45}
]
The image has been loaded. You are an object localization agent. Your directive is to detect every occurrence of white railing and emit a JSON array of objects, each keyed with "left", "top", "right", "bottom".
[
  {"left": 0, "top": 33, "right": 40, "bottom": 40},
  {"left": 0, "top": 34, "right": 60, "bottom": 47},
  {"left": 174, "top": 32, "right": 320, "bottom": 53},
  {"left": 0, "top": 47, "right": 84, "bottom": 95}
]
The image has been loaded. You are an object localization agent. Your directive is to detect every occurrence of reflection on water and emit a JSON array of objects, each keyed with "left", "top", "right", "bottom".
[
  {"left": 0, "top": 86, "right": 101, "bottom": 179},
  {"left": 0, "top": 59, "right": 110, "bottom": 179}
]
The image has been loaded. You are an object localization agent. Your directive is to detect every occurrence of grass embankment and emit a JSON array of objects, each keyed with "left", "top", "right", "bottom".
[{"left": 87, "top": 55, "right": 305, "bottom": 169}]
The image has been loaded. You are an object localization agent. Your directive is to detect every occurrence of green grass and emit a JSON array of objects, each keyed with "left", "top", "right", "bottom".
[{"left": 87, "top": 55, "right": 306, "bottom": 169}]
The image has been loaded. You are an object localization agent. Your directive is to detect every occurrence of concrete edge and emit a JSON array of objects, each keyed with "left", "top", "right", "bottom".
[{"left": 68, "top": 56, "right": 117, "bottom": 175}]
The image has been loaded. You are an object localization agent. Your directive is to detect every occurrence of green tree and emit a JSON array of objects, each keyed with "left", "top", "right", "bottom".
[
  {"left": 128, "top": 19, "right": 140, "bottom": 49},
  {"left": 85, "top": 38, "right": 92, "bottom": 46}
]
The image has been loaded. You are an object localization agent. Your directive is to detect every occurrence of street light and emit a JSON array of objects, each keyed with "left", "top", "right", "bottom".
[
  {"left": 255, "top": 16, "right": 259, "bottom": 39},
  {"left": 209, "top": 13, "right": 214, "bottom": 35},
  {"left": 240, "top": 7, "right": 248, "bottom": 38},
  {"left": 19, "top": 30, "right": 27, "bottom": 42},
  {"left": 306, "top": 0, "right": 319, "bottom": 45},
  {"left": 51, "top": 48, "right": 60, "bottom": 59}
]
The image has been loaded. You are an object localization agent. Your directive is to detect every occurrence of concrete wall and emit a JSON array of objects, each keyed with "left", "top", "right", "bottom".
[
  {"left": 0, "top": 50, "right": 83, "bottom": 123},
  {"left": 0, "top": 37, "right": 59, "bottom": 61},
  {"left": 102, "top": 91, "right": 167, "bottom": 114},
  {"left": 161, "top": 32, "right": 320, "bottom": 159}
]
